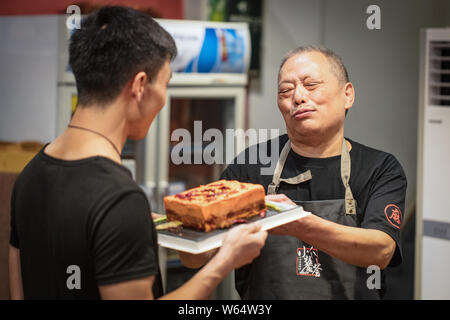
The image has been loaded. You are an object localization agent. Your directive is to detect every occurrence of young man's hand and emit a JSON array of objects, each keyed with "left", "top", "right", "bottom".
[{"left": 217, "top": 223, "right": 268, "bottom": 270}]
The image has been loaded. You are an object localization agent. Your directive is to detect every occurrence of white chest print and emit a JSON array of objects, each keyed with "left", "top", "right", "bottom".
[{"left": 296, "top": 246, "right": 322, "bottom": 277}]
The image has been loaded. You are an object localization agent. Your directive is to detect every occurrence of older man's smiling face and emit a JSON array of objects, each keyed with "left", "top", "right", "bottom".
[{"left": 277, "top": 51, "right": 354, "bottom": 141}]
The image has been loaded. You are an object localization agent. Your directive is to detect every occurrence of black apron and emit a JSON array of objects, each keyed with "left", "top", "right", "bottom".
[{"left": 235, "top": 139, "right": 381, "bottom": 299}]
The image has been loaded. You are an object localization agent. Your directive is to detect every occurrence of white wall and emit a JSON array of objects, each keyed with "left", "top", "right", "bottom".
[
  {"left": 248, "top": 0, "right": 322, "bottom": 133},
  {"left": 326, "top": 0, "right": 449, "bottom": 211},
  {"left": 0, "top": 16, "right": 59, "bottom": 143},
  {"left": 248, "top": 0, "right": 450, "bottom": 213}
]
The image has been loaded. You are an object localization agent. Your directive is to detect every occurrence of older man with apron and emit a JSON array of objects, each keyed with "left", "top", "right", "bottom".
[
  {"left": 221, "top": 134, "right": 406, "bottom": 299},
  {"left": 219, "top": 46, "right": 407, "bottom": 299}
]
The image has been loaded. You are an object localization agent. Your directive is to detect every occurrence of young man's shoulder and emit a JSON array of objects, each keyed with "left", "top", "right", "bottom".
[{"left": 15, "top": 148, "right": 143, "bottom": 200}]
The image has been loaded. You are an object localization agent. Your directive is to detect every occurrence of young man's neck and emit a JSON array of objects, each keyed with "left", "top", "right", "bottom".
[
  {"left": 46, "top": 101, "right": 128, "bottom": 163},
  {"left": 72, "top": 102, "right": 127, "bottom": 141}
]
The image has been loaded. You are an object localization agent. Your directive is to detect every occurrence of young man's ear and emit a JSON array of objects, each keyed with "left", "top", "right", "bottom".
[{"left": 131, "top": 72, "right": 148, "bottom": 102}]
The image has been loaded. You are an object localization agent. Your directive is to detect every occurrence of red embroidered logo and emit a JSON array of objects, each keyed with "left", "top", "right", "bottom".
[{"left": 384, "top": 204, "right": 402, "bottom": 229}]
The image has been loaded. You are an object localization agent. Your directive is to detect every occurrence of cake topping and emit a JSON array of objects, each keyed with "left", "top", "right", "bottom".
[
  {"left": 232, "top": 219, "right": 248, "bottom": 225},
  {"left": 174, "top": 183, "right": 236, "bottom": 202}
]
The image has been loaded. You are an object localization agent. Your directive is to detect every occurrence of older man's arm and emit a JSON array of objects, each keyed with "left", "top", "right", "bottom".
[
  {"left": 268, "top": 155, "right": 406, "bottom": 271},
  {"left": 270, "top": 214, "right": 395, "bottom": 269}
]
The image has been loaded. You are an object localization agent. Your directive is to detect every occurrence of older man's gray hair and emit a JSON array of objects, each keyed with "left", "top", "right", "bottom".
[{"left": 278, "top": 45, "right": 350, "bottom": 87}]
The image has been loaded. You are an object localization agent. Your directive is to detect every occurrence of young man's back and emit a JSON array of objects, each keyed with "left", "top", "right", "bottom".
[
  {"left": 9, "top": 6, "right": 267, "bottom": 300},
  {"left": 10, "top": 147, "right": 162, "bottom": 299}
]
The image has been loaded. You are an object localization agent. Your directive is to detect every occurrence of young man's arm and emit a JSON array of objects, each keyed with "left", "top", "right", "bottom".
[
  {"left": 99, "top": 276, "right": 155, "bottom": 300},
  {"left": 158, "top": 251, "right": 231, "bottom": 300},
  {"left": 160, "top": 222, "right": 263, "bottom": 300},
  {"left": 178, "top": 248, "right": 218, "bottom": 269},
  {"left": 178, "top": 194, "right": 287, "bottom": 269},
  {"left": 9, "top": 245, "right": 24, "bottom": 300},
  {"left": 99, "top": 223, "right": 267, "bottom": 300}
]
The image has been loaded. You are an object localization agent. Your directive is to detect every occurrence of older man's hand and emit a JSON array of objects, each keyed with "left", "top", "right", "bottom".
[
  {"left": 266, "top": 194, "right": 309, "bottom": 237},
  {"left": 265, "top": 193, "right": 296, "bottom": 206}
]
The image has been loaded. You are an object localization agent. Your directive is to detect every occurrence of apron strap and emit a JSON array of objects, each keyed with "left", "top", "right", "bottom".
[
  {"left": 341, "top": 139, "right": 356, "bottom": 215},
  {"left": 280, "top": 170, "right": 312, "bottom": 185},
  {"left": 268, "top": 138, "right": 356, "bottom": 215},
  {"left": 268, "top": 140, "right": 312, "bottom": 195},
  {"left": 268, "top": 140, "right": 292, "bottom": 195}
]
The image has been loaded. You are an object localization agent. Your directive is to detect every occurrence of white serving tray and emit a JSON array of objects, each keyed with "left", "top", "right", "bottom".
[{"left": 156, "top": 201, "right": 310, "bottom": 254}]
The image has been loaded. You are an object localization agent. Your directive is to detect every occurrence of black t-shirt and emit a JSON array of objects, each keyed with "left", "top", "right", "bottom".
[
  {"left": 221, "top": 134, "right": 407, "bottom": 267},
  {"left": 10, "top": 146, "right": 163, "bottom": 299}
]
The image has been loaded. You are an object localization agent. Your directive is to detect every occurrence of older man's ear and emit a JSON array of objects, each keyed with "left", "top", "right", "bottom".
[{"left": 344, "top": 82, "right": 355, "bottom": 113}]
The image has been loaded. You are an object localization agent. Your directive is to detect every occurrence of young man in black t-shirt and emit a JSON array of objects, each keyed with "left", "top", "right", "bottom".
[{"left": 9, "top": 6, "right": 267, "bottom": 300}]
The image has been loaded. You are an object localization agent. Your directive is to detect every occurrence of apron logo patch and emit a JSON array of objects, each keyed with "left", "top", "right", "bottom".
[
  {"left": 296, "top": 246, "right": 322, "bottom": 277},
  {"left": 384, "top": 204, "right": 402, "bottom": 229}
]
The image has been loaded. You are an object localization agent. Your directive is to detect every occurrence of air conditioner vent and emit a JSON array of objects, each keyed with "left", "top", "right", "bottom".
[{"left": 429, "top": 41, "right": 450, "bottom": 106}]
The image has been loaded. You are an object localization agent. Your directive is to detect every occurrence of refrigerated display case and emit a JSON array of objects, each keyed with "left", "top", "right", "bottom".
[{"left": 154, "top": 86, "right": 245, "bottom": 208}]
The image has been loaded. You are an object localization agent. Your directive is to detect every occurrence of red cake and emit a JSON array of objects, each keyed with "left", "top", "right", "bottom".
[{"left": 163, "top": 180, "right": 266, "bottom": 232}]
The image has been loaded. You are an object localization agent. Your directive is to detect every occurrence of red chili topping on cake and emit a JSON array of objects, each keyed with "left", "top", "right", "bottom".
[{"left": 174, "top": 185, "right": 235, "bottom": 202}]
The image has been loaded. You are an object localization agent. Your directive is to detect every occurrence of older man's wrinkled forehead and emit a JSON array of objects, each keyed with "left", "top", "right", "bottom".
[
  {"left": 278, "top": 52, "right": 329, "bottom": 82},
  {"left": 278, "top": 49, "right": 349, "bottom": 86}
]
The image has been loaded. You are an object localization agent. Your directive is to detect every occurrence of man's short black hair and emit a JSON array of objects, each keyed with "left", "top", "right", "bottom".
[{"left": 69, "top": 6, "right": 177, "bottom": 106}]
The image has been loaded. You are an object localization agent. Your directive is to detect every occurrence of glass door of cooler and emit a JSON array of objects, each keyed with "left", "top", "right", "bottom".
[
  {"left": 157, "top": 86, "right": 246, "bottom": 299},
  {"left": 156, "top": 86, "right": 245, "bottom": 210}
]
